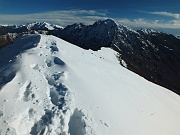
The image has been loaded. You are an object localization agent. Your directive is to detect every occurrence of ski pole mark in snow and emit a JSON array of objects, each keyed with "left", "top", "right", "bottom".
[{"left": 100, "top": 120, "right": 109, "bottom": 127}]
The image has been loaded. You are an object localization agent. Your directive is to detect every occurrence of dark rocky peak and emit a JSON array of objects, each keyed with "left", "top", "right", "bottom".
[
  {"left": 90, "top": 19, "right": 118, "bottom": 35},
  {"left": 64, "top": 23, "right": 85, "bottom": 31},
  {"left": 59, "top": 19, "right": 121, "bottom": 50},
  {"left": 0, "top": 33, "right": 18, "bottom": 48},
  {"left": 93, "top": 19, "right": 118, "bottom": 28}
]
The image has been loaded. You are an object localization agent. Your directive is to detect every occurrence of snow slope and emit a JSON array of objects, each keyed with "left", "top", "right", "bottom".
[{"left": 0, "top": 34, "right": 180, "bottom": 135}]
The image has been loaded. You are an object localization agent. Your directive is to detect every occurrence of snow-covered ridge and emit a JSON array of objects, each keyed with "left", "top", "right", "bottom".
[
  {"left": 0, "top": 34, "right": 180, "bottom": 135},
  {"left": 26, "top": 22, "right": 64, "bottom": 30},
  {"left": 138, "top": 28, "right": 160, "bottom": 34},
  {"left": 1, "top": 22, "right": 63, "bottom": 31}
]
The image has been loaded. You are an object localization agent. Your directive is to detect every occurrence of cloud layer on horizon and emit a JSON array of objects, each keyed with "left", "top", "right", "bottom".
[
  {"left": 146, "top": 11, "right": 180, "bottom": 20},
  {"left": 0, "top": 10, "right": 108, "bottom": 26},
  {"left": 0, "top": 9, "right": 179, "bottom": 33}
]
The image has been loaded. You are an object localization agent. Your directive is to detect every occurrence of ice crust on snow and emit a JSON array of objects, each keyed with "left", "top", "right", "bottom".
[{"left": 0, "top": 34, "right": 180, "bottom": 135}]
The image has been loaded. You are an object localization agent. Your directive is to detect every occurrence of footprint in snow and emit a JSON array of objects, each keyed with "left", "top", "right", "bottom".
[
  {"left": 45, "top": 71, "right": 69, "bottom": 110},
  {"left": 50, "top": 46, "right": 59, "bottom": 53},
  {"left": 52, "top": 71, "right": 68, "bottom": 81},
  {"left": 0, "top": 110, "right": 3, "bottom": 117},
  {"left": 30, "top": 109, "right": 54, "bottom": 135},
  {"left": 54, "top": 57, "right": 65, "bottom": 66},
  {"left": 29, "top": 64, "right": 40, "bottom": 71},
  {"left": 68, "top": 109, "right": 86, "bottom": 135},
  {"left": 45, "top": 58, "right": 53, "bottom": 67}
]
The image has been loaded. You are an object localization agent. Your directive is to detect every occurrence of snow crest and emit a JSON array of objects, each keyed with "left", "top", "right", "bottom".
[{"left": 0, "top": 35, "right": 95, "bottom": 135}]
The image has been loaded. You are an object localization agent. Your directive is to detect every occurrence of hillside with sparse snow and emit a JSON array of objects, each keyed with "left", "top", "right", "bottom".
[{"left": 0, "top": 34, "right": 180, "bottom": 135}]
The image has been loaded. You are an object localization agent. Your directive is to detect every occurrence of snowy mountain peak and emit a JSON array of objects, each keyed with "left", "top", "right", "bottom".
[
  {"left": 0, "top": 22, "right": 63, "bottom": 32},
  {"left": 93, "top": 19, "right": 139, "bottom": 35},
  {"left": 138, "top": 28, "right": 160, "bottom": 34},
  {"left": 26, "top": 22, "right": 63, "bottom": 30}
]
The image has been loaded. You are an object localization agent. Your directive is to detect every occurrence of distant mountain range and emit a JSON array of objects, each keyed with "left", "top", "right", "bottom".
[{"left": 0, "top": 19, "right": 180, "bottom": 94}]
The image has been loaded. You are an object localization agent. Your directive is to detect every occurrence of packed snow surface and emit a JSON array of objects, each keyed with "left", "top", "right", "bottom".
[{"left": 0, "top": 34, "right": 180, "bottom": 135}]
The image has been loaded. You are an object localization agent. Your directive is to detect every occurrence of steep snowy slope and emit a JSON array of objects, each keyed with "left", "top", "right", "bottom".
[
  {"left": 0, "top": 34, "right": 180, "bottom": 135},
  {"left": 59, "top": 19, "right": 180, "bottom": 95}
]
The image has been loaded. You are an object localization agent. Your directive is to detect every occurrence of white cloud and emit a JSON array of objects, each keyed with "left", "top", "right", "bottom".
[
  {"left": 147, "top": 11, "right": 180, "bottom": 20},
  {"left": 115, "top": 18, "right": 180, "bottom": 29},
  {"left": 0, "top": 9, "right": 108, "bottom": 26},
  {"left": 115, "top": 10, "right": 180, "bottom": 30}
]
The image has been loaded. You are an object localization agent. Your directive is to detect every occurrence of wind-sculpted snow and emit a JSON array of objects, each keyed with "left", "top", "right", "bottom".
[{"left": 0, "top": 34, "right": 180, "bottom": 135}]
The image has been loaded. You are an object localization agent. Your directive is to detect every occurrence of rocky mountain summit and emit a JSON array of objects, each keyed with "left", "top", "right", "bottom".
[{"left": 59, "top": 19, "right": 180, "bottom": 94}]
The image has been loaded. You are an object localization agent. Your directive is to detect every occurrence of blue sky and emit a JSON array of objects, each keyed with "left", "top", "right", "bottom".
[{"left": 0, "top": 0, "right": 180, "bottom": 35}]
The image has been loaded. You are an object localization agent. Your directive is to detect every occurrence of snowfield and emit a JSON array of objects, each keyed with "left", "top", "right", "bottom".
[{"left": 0, "top": 34, "right": 180, "bottom": 135}]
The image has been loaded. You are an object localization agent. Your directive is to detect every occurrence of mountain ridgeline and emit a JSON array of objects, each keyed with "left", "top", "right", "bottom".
[
  {"left": 59, "top": 19, "right": 180, "bottom": 95},
  {"left": 1, "top": 19, "right": 180, "bottom": 94}
]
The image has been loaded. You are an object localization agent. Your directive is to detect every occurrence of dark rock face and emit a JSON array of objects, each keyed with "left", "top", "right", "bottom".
[
  {"left": 59, "top": 19, "right": 117, "bottom": 50},
  {"left": 119, "top": 30, "right": 180, "bottom": 94},
  {"left": 0, "top": 25, "right": 28, "bottom": 35},
  {"left": 59, "top": 19, "right": 180, "bottom": 95},
  {"left": 0, "top": 33, "right": 18, "bottom": 48}
]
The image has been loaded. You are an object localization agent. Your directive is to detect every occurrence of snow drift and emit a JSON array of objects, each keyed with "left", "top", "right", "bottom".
[{"left": 0, "top": 34, "right": 180, "bottom": 135}]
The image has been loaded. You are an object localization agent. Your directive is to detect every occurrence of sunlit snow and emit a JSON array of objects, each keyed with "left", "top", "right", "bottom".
[{"left": 0, "top": 34, "right": 180, "bottom": 135}]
